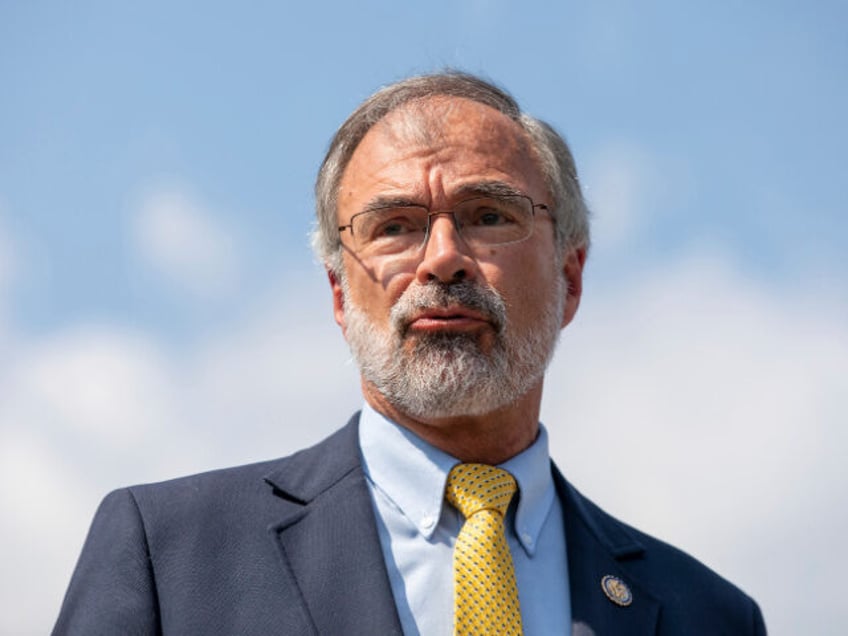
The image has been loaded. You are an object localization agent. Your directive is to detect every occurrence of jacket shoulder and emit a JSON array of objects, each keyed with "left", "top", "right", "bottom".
[{"left": 54, "top": 416, "right": 365, "bottom": 635}]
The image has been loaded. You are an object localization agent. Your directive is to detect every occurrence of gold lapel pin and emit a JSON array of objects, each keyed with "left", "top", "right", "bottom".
[{"left": 601, "top": 575, "right": 633, "bottom": 607}]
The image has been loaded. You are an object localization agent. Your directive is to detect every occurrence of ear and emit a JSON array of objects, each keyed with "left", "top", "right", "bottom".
[
  {"left": 560, "top": 245, "right": 587, "bottom": 328},
  {"left": 328, "top": 269, "right": 347, "bottom": 336}
]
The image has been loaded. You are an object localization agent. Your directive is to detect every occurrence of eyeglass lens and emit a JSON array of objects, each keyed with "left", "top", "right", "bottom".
[{"left": 351, "top": 196, "right": 534, "bottom": 256}]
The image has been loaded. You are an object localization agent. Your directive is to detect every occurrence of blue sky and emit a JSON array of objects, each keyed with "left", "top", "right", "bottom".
[{"left": 1, "top": 2, "right": 846, "bottom": 633}]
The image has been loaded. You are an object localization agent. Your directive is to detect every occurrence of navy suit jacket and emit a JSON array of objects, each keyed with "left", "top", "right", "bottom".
[{"left": 54, "top": 414, "right": 766, "bottom": 635}]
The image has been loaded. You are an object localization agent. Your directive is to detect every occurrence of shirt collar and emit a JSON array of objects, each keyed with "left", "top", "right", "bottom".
[{"left": 358, "top": 403, "right": 555, "bottom": 556}]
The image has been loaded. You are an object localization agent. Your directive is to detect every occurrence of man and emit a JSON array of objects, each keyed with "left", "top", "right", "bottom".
[{"left": 54, "top": 72, "right": 766, "bottom": 635}]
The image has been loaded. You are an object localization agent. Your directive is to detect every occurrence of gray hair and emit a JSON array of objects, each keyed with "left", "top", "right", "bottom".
[{"left": 312, "top": 71, "right": 590, "bottom": 273}]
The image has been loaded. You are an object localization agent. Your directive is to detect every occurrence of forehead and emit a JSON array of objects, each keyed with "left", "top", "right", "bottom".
[
  {"left": 338, "top": 97, "right": 546, "bottom": 211},
  {"left": 376, "top": 96, "right": 530, "bottom": 155}
]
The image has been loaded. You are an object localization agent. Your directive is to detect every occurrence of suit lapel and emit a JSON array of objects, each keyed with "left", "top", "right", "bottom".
[
  {"left": 264, "top": 416, "right": 403, "bottom": 635},
  {"left": 554, "top": 468, "right": 661, "bottom": 635}
]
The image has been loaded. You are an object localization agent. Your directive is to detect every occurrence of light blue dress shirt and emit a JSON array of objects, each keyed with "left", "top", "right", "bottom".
[{"left": 359, "top": 404, "right": 571, "bottom": 635}]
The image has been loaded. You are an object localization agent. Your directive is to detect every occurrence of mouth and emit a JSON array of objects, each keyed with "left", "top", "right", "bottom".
[{"left": 404, "top": 306, "right": 495, "bottom": 335}]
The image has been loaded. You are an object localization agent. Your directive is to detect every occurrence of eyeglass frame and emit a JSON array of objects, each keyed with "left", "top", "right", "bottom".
[{"left": 337, "top": 193, "right": 552, "bottom": 257}]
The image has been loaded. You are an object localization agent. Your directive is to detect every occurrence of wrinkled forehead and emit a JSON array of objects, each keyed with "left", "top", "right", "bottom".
[{"left": 369, "top": 96, "right": 536, "bottom": 161}]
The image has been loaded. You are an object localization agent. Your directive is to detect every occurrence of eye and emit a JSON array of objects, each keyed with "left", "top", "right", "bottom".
[
  {"left": 477, "top": 210, "right": 510, "bottom": 226},
  {"left": 359, "top": 208, "right": 427, "bottom": 242},
  {"left": 468, "top": 200, "right": 518, "bottom": 227},
  {"left": 377, "top": 219, "right": 415, "bottom": 237}
]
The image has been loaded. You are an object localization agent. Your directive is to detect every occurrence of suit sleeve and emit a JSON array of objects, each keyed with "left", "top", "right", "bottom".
[{"left": 53, "top": 488, "right": 161, "bottom": 636}]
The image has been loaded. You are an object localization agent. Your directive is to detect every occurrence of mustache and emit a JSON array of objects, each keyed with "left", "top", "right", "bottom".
[{"left": 390, "top": 281, "right": 507, "bottom": 335}]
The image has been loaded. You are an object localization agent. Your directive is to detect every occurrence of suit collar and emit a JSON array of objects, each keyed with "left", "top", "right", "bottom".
[
  {"left": 554, "top": 467, "right": 661, "bottom": 634},
  {"left": 264, "top": 414, "right": 404, "bottom": 635},
  {"left": 264, "top": 414, "right": 363, "bottom": 503}
]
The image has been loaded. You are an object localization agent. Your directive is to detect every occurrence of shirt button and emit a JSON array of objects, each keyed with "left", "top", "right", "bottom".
[
  {"left": 421, "top": 515, "right": 435, "bottom": 529},
  {"left": 522, "top": 532, "right": 533, "bottom": 545}
]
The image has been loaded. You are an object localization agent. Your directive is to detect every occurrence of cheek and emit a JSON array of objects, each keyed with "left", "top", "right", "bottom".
[
  {"left": 379, "top": 258, "right": 420, "bottom": 288},
  {"left": 509, "top": 283, "right": 547, "bottom": 326},
  {"left": 344, "top": 258, "right": 416, "bottom": 317},
  {"left": 483, "top": 260, "right": 559, "bottom": 326}
]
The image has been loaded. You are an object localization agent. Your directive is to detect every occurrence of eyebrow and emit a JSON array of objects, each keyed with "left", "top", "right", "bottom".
[
  {"left": 359, "top": 195, "right": 425, "bottom": 215},
  {"left": 358, "top": 181, "right": 528, "bottom": 215},
  {"left": 452, "top": 181, "right": 528, "bottom": 200}
]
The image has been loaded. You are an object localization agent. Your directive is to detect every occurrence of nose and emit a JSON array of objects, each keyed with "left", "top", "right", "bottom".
[{"left": 415, "top": 212, "right": 479, "bottom": 284}]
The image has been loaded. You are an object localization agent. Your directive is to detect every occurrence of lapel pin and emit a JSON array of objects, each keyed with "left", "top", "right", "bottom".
[{"left": 601, "top": 575, "right": 633, "bottom": 607}]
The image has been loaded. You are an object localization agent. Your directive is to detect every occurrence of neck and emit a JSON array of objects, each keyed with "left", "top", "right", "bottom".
[{"left": 362, "top": 380, "right": 544, "bottom": 465}]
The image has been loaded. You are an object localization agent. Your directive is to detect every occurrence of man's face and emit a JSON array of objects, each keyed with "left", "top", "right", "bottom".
[{"left": 331, "top": 97, "right": 583, "bottom": 419}]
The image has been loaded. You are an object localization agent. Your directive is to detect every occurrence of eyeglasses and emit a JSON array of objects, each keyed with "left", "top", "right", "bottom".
[{"left": 338, "top": 194, "right": 550, "bottom": 258}]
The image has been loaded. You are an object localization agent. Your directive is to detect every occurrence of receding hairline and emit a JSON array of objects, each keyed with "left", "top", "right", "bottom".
[{"left": 340, "top": 95, "right": 550, "bottom": 198}]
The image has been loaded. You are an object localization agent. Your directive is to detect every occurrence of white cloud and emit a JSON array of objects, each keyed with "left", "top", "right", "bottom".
[
  {"left": 133, "top": 186, "right": 242, "bottom": 299},
  {"left": 0, "top": 428, "right": 94, "bottom": 635},
  {"left": 10, "top": 328, "right": 176, "bottom": 447}
]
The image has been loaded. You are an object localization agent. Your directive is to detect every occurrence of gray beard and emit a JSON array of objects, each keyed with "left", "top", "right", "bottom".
[{"left": 343, "top": 278, "right": 566, "bottom": 419}]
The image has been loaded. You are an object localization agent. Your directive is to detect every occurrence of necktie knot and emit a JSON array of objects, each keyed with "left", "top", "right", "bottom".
[{"left": 446, "top": 463, "right": 517, "bottom": 519}]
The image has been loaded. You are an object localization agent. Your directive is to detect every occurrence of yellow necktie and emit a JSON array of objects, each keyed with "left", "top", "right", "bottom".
[{"left": 446, "top": 463, "right": 523, "bottom": 635}]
